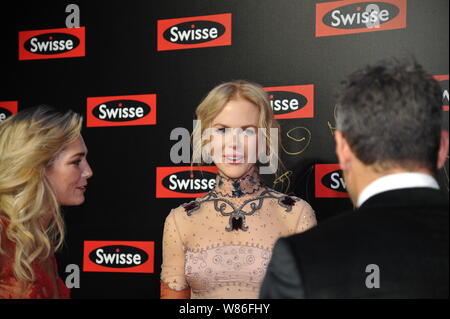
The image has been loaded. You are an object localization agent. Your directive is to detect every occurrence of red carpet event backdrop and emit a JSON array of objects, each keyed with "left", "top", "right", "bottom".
[{"left": 0, "top": 0, "right": 448, "bottom": 298}]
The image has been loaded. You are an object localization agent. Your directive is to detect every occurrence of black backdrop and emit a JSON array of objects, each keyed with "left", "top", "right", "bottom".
[{"left": 0, "top": 0, "right": 448, "bottom": 298}]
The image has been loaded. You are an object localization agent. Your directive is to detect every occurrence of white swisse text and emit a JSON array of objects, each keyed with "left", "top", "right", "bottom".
[
  {"left": 170, "top": 26, "right": 218, "bottom": 42},
  {"left": 98, "top": 104, "right": 145, "bottom": 120},
  {"left": 95, "top": 248, "right": 142, "bottom": 266},
  {"left": 168, "top": 175, "right": 216, "bottom": 191},
  {"left": 30, "top": 37, "right": 74, "bottom": 53}
]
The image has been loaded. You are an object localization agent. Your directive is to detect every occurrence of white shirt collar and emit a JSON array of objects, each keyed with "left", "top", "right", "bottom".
[{"left": 357, "top": 173, "right": 440, "bottom": 208}]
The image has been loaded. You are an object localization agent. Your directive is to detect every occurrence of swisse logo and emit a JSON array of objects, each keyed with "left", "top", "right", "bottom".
[
  {"left": 87, "top": 94, "right": 157, "bottom": 127},
  {"left": 93, "top": 100, "right": 150, "bottom": 122},
  {"left": 83, "top": 241, "right": 154, "bottom": 273},
  {"left": 19, "top": 27, "right": 85, "bottom": 60},
  {"left": 156, "top": 166, "right": 218, "bottom": 198},
  {"left": 90, "top": 245, "right": 148, "bottom": 268},
  {"left": 264, "top": 85, "right": 314, "bottom": 119},
  {"left": 316, "top": 0, "right": 407, "bottom": 37},
  {"left": 322, "top": 170, "right": 347, "bottom": 192},
  {"left": 434, "top": 75, "right": 449, "bottom": 111},
  {"left": 157, "top": 13, "right": 232, "bottom": 51},
  {"left": 164, "top": 170, "right": 216, "bottom": 193},
  {"left": 25, "top": 33, "right": 79, "bottom": 54},
  {"left": 0, "top": 101, "right": 18, "bottom": 123},
  {"left": 324, "top": 2, "right": 399, "bottom": 29},
  {"left": 315, "top": 164, "right": 349, "bottom": 198},
  {"left": 164, "top": 21, "right": 225, "bottom": 44}
]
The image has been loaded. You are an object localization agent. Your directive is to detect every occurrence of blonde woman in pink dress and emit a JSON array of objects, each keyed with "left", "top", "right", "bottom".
[{"left": 160, "top": 80, "right": 317, "bottom": 299}]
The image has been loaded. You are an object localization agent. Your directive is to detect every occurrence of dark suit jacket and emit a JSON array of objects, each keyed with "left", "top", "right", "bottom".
[{"left": 260, "top": 188, "right": 449, "bottom": 298}]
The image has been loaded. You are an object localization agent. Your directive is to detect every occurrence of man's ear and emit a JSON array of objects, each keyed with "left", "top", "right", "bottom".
[
  {"left": 437, "top": 130, "right": 449, "bottom": 169},
  {"left": 335, "top": 131, "right": 352, "bottom": 171}
]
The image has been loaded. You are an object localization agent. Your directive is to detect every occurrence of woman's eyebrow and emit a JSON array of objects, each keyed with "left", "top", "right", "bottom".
[
  {"left": 69, "top": 152, "right": 87, "bottom": 159},
  {"left": 213, "top": 123, "right": 257, "bottom": 128}
]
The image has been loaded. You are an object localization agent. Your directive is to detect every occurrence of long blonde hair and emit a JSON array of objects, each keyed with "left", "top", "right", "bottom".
[
  {"left": 191, "top": 80, "right": 282, "bottom": 175},
  {"left": 0, "top": 105, "right": 83, "bottom": 283}
]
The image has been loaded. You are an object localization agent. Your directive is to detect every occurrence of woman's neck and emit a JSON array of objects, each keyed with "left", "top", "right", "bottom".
[{"left": 214, "top": 168, "right": 263, "bottom": 198}]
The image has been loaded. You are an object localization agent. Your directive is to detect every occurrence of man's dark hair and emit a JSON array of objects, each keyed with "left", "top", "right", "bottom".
[{"left": 335, "top": 57, "right": 444, "bottom": 173}]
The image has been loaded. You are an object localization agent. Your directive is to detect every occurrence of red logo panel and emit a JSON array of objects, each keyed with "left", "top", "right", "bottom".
[
  {"left": 83, "top": 241, "right": 154, "bottom": 273},
  {"left": 0, "top": 101, "right": 18, "bottom": 122},
  {"left": 434, "top": 75, "right": 449, "bottom": 111},
  {"left": 157, "top": 13, "right": 232, "bottom": 51},
  {"left": 264, "top": 85, "right": 314, "bottom": 119},
  {"left": 86, "top": 94, "right": 157, "bottom": 127},
  {"left": 156, "top": 166, "right": 218, "bottom": 198},
  {"left": 315, "top": 164, "right": 349, "bottom": 198},
  {"left": 316, "top": 0, "right": 407, "bottom": 37},
  {"left": 19, "top": 27, "right": 85, "bottom": 60}
]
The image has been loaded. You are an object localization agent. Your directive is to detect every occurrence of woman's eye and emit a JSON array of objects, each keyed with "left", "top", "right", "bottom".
[
  {"left": 72, "top": 160, "right": 81, "bottom": 166},
  {"left": 216, "top": 128, "right": 226, "bottom": 133},
  {"left": 243, "top": 128, "right": 256, "bottom": 135}
]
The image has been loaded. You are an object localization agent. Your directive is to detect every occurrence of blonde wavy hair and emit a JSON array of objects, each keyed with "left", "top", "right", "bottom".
[
  {"left": 0, "top": 105, "right": 83, "bottom": 283},
  {"left": 191, "top": 80, "right": 282, "bottom": 175}
]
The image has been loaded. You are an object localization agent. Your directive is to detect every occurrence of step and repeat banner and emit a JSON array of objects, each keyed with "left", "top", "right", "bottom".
[{"left": 0, "top": 0, "right": 448, "bottom": 298}]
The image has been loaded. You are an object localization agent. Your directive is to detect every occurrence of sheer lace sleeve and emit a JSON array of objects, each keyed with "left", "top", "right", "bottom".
[
  {"left": 160, "top": 209, "right": 189, "bottom": 295},
  {"left": 294, "top": 199, "right": 317, "bottom": 233}
]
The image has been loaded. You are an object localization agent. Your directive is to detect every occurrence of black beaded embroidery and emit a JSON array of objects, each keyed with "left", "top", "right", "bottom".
[{"left": 183, "top": 188, "right": 300, "bottom": 232}]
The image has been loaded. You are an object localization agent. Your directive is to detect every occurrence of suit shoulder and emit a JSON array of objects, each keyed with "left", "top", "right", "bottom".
[{"left": 285, "top": 209, "right": 356, "bottom": 245}]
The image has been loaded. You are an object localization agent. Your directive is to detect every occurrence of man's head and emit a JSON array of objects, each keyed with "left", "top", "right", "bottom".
[{"left": 334, "top": 57, "right": 449, "bottom": 205}]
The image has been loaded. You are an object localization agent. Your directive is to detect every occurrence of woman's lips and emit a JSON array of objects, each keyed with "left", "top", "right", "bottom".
[
  {"left": 223, "top": 155, "right": 244, "bottom": 164},
  {"left": 76, "top": 185, "right": 87, "bottom": 192}
]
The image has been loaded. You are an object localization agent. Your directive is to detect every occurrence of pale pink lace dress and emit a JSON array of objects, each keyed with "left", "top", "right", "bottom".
[{"left": 161, "top": 170, "right": 316, "bottom": 299}]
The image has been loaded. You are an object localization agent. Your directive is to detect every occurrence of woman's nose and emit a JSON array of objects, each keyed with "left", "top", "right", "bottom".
[
  {"left": 225, "top": 129, "right": 244, "bottom": 146},
  {"left": 82, "top": 161, "right": 93, "bottom": 179}
]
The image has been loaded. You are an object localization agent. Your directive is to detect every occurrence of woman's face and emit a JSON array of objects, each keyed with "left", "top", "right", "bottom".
[
  {"left": 45, "top": 136, "right": 93, "bottom": 206},
  {"left": 210, "top": 97, "right": 260, "bottom": 179}
]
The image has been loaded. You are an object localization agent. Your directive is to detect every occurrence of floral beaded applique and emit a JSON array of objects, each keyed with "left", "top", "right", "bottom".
[{"left": 182, "top": 171, "right": 302, "bottom": 232}]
